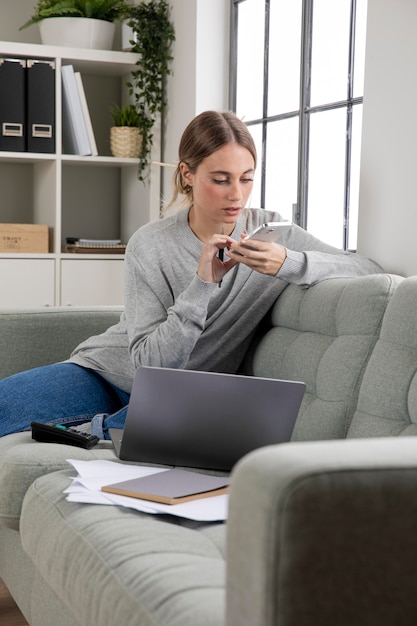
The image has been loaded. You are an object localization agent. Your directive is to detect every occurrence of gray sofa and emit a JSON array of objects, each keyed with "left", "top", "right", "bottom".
[{"left": 2, "top": 274, "right": 417, "bottom": 625}]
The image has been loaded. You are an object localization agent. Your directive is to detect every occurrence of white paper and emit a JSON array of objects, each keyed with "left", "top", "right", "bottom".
[{"left": 65, "top": 459, "right": 228, "bottom": 521}]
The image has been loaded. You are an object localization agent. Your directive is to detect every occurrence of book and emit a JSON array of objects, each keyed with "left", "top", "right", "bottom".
[
  {"left": 102, "top": 468, "right": 230, "bottom": 505},
  {"left": 66, "top": 244, "right": 126, "bottom": 254},
  {"left": 74, "top": 72, "right": 98, "bottom": 156},
  {"left": 65, "top": 237, "right": 126, "bottom": 253},
  {"left": 61, "top": 65, "right": 91, "bottom": 156}
]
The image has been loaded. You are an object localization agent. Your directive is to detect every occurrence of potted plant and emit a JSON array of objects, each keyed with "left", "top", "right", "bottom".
[
  {"left": 109, "top": 103, "right": 142, "bottom": 158},
  {"left": 20, "top": 0, "right": 130, "bottom": 49},
  {"left": 122, "top": 0, "right": 175, "bottom": 181}
]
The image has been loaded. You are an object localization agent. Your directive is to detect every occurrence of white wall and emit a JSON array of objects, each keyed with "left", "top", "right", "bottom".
[
  {"left": 161, "top": 0, "right": 230, "bottom": 204},
  {"left": 357, "top": 0, "right": 417, "bottom": 276}
]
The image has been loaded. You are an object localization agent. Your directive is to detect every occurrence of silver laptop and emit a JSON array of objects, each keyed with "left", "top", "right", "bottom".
[{"left": 110, "top": 366, "right": 305, "bottom": 471}]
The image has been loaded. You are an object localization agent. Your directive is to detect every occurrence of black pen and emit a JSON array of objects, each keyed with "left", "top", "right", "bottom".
[
  {"left": 218, "top": 228, "right": 224, "bottom": 288},
  {"left": 218, "top": 247, "right": 224, "bottom": 288}
]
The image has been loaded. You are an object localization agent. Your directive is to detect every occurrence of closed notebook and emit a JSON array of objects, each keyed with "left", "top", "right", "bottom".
[{"left": 102, "top": 469, "right": 230, "bottom": 505}]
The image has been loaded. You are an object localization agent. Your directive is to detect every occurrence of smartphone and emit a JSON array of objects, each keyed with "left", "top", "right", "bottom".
[{"left": 244, "top": 221, "right": 292, "bottom": 242}]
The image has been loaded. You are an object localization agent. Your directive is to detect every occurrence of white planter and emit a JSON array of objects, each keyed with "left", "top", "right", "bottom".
[
  {"left": 121, "top": 21, "right": 138, "bottom": 51},
  {"left": 39, "top": 17, "right": 116, "bottom": 50}
]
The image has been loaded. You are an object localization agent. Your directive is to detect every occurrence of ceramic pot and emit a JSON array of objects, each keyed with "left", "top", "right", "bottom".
[{"left": 39, "top": 17, "right": 116, "bottom": 50}]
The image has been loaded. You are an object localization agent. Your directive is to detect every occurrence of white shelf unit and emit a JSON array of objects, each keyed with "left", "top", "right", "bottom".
[{"left": 0, "top": 40, "right": 161, "bottom": 307}]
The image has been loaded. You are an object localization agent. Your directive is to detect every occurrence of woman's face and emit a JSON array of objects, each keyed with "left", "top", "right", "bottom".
[{"left": 181, "top": 143, "right": 255, "bottom": 230}]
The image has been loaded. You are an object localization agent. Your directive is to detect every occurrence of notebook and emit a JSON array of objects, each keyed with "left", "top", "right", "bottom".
[
  {"left": 109, "top": 366, "right": 306, "bottom": 471},
  {"left": 102, "top": 468, "right": 230, "bottom": 505}
]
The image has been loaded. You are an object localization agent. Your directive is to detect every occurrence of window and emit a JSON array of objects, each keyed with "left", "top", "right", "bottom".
[{"left": 230, "top": 0, "right": 367, "bottom": 250}]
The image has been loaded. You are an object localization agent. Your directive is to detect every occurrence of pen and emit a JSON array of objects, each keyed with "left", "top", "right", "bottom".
[
  {"left": 218, "top": 247, "right": 224, "bottom": 288},
  {"left": 218, "top": 228, "right": 224, "bottom": 288}
]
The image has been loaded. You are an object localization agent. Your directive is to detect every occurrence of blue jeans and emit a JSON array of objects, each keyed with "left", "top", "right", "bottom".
[{"left": 0, "top": 363, "right": 130, "bottom": 439}]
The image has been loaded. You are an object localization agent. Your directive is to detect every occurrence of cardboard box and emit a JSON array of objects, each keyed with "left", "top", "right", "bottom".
[{"left": 0, "top": 224, "right": 49, "bottom": 253}]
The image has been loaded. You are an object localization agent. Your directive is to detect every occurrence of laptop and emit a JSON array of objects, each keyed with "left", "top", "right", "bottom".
[{"left": 109, "top": 366, "right": 306, "bottom": 472}]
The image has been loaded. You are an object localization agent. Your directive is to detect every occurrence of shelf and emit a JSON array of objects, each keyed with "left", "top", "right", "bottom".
[
  {"left": 0, "top": 151, "right": 56, "bottom": 163},
  {"left": 0, "top": 40, "right": 139, "bottom": 75},
  {"left": 0, "top": 35, "right": 157, "bottom": 307},
  {"left": 61, "top": 253, "right": 125, "bottom": 259},
  {"left": 62, "top": 154, "right": 139, "bottom": 167},
  {"left": 0, "top": 252, "right": 56, "bottom": 259}
]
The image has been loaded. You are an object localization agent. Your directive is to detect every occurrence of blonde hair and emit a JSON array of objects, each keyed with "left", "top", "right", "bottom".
[{"left": 164, "top": 110, "right": 257, "bottom": 213}]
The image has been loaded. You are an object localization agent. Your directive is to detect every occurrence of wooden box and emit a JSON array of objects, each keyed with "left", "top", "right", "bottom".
[{"left": 0, "top": 224, "right": 49, "bottom": 253}]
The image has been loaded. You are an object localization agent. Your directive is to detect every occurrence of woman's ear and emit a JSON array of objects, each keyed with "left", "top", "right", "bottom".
[{"left": 179, "top": 161, "right": 193, "bottom": 189}]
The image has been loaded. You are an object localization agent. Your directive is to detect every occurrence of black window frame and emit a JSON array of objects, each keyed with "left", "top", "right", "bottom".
[{"left": 229, "top": 0, "right": 364, "bottom": 251}]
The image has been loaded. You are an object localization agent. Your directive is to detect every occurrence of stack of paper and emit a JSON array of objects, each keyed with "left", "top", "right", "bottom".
[{"left": 65, "top": 459, "right": 229, "bottom": 521}]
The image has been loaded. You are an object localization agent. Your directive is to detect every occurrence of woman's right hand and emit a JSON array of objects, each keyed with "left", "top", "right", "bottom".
[{"left": 197, "top": 234, "right": 237, "bottom": 283}]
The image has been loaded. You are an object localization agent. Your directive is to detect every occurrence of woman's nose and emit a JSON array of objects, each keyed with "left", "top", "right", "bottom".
[{"left": 227, "top": 181, "right": 242, "bottom": 201}]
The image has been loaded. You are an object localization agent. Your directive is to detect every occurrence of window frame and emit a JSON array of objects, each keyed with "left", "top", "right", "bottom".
[{"left": 229, "top": 0, "right": 364, "bottom": 251}]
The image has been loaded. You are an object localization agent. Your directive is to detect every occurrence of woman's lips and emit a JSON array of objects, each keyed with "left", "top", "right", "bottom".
[{"left": 223, "top": 207, "right": 241, "bottom": 215}]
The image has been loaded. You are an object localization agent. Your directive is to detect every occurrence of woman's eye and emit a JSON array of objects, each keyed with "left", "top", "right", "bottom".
[{"left": 212, "top": 177, "right": 253, "bottom": 185}]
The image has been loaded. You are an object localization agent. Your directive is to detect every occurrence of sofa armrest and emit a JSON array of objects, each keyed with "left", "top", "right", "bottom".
[{"left": 226, "top": 438, "right": 417, "bottom": 626}]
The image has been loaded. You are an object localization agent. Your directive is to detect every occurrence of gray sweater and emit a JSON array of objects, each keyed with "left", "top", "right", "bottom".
[{"left": 69, "top": 208, "right": 381, "bottom": 392}]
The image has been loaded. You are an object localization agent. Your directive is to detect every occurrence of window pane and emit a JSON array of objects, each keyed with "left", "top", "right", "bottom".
[
  {"left": 264, "top": 117, "right": 299, "bottom": 220},
  {"left": 310, "top": 0, "right": 351, "bottom": 106},
  {"left": 235, "top": 0, "right": 265, "bottom": 120},
  {"left": 353, "top": 0, "right": 368, "bottom": 98},
  {"left": 307, "top": 108, "right": 347, "bottom": 248},
  {"left": 347, "top": 104, "right": 363, "bottom": 250},
  {"left": 268, "top": 0, "right": 302, "bottom": 115}
]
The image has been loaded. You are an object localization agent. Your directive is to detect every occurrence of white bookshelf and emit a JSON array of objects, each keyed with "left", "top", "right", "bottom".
[{"left": 0, "top": 39, "right": 161, "bottom": 307}]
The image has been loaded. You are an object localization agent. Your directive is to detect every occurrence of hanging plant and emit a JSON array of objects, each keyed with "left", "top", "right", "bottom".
[{"left": 123, "top": 0, "right": 175, "bottom": 181}]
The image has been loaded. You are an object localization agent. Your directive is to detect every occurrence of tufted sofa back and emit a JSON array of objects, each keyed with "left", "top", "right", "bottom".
[
  {"left": 348, "top": 276, "right": 417, "bottom": 437},
  {"left": 246, "top": 273, "right": 402, "bottom": 441},
  {"left": 0, "top": 307, "right": 123, "bottom": 380}
]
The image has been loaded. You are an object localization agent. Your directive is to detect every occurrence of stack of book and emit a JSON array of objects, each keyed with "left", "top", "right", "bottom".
[
  {"left": 65, "top": 238, "right": 126, "bottom": 254},
  {"left": 61, "top": 64, "right": 98, "bottom": 156}
]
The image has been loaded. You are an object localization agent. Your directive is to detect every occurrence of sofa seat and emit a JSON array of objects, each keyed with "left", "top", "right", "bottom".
[
  {"left": 20, "top": 469, "right": 226, "bottom": 626},
  {"left": 0, "top": 432, "right": 116, "bottom": 530}
]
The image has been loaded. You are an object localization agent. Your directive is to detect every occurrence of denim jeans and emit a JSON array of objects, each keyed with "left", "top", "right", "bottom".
[{"left": 0, "top": 362, "right": 130, "bottom": 439}]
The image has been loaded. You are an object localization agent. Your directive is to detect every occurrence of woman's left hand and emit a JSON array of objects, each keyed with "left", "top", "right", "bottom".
[{"left": 228, "top": 234, "right": 287, "bottom": 276}]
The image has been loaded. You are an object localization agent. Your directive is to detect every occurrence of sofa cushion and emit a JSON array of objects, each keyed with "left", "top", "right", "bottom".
[
  {"left": 248, "top": 274, "right": 402, "bottom": 440},
  {"left": 348, "top": 276, "right": 417, "bottom": 437},
  {"left": 0, "top": 432, "right": 116, "bottom": 529},
  {"left": 20, "top": 469, "right": 225, "bottom": 626}
]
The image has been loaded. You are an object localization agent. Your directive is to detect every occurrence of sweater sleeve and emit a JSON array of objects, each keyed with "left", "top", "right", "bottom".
[
  {"left": 276, "top": 223, "right": 383, "bottom": 285},
  {"left": 124, "top": 243, "right": 217, "bottom": 370}
]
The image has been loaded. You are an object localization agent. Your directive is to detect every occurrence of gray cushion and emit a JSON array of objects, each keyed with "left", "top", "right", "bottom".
[
  {"left": 249, "top": 274, "right": 401, "bottom": 440},
  {"left": 0, "top": 432, "right": 116, "bottom": 529},
  {"left": 21, "top": 470, "right": 226, "bottom": 626},
  {"left": 348, "top": 275, "right": 417, "bottom": 437}
]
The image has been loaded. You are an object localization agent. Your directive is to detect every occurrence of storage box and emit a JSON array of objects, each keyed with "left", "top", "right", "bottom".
[{"left": 0, "top": 224, "right": 49, "bottom": 253}]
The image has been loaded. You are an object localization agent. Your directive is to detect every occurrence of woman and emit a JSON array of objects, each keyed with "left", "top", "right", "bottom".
[{"left": 0, "top": 110, "right": 381, "bottom": 439}]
